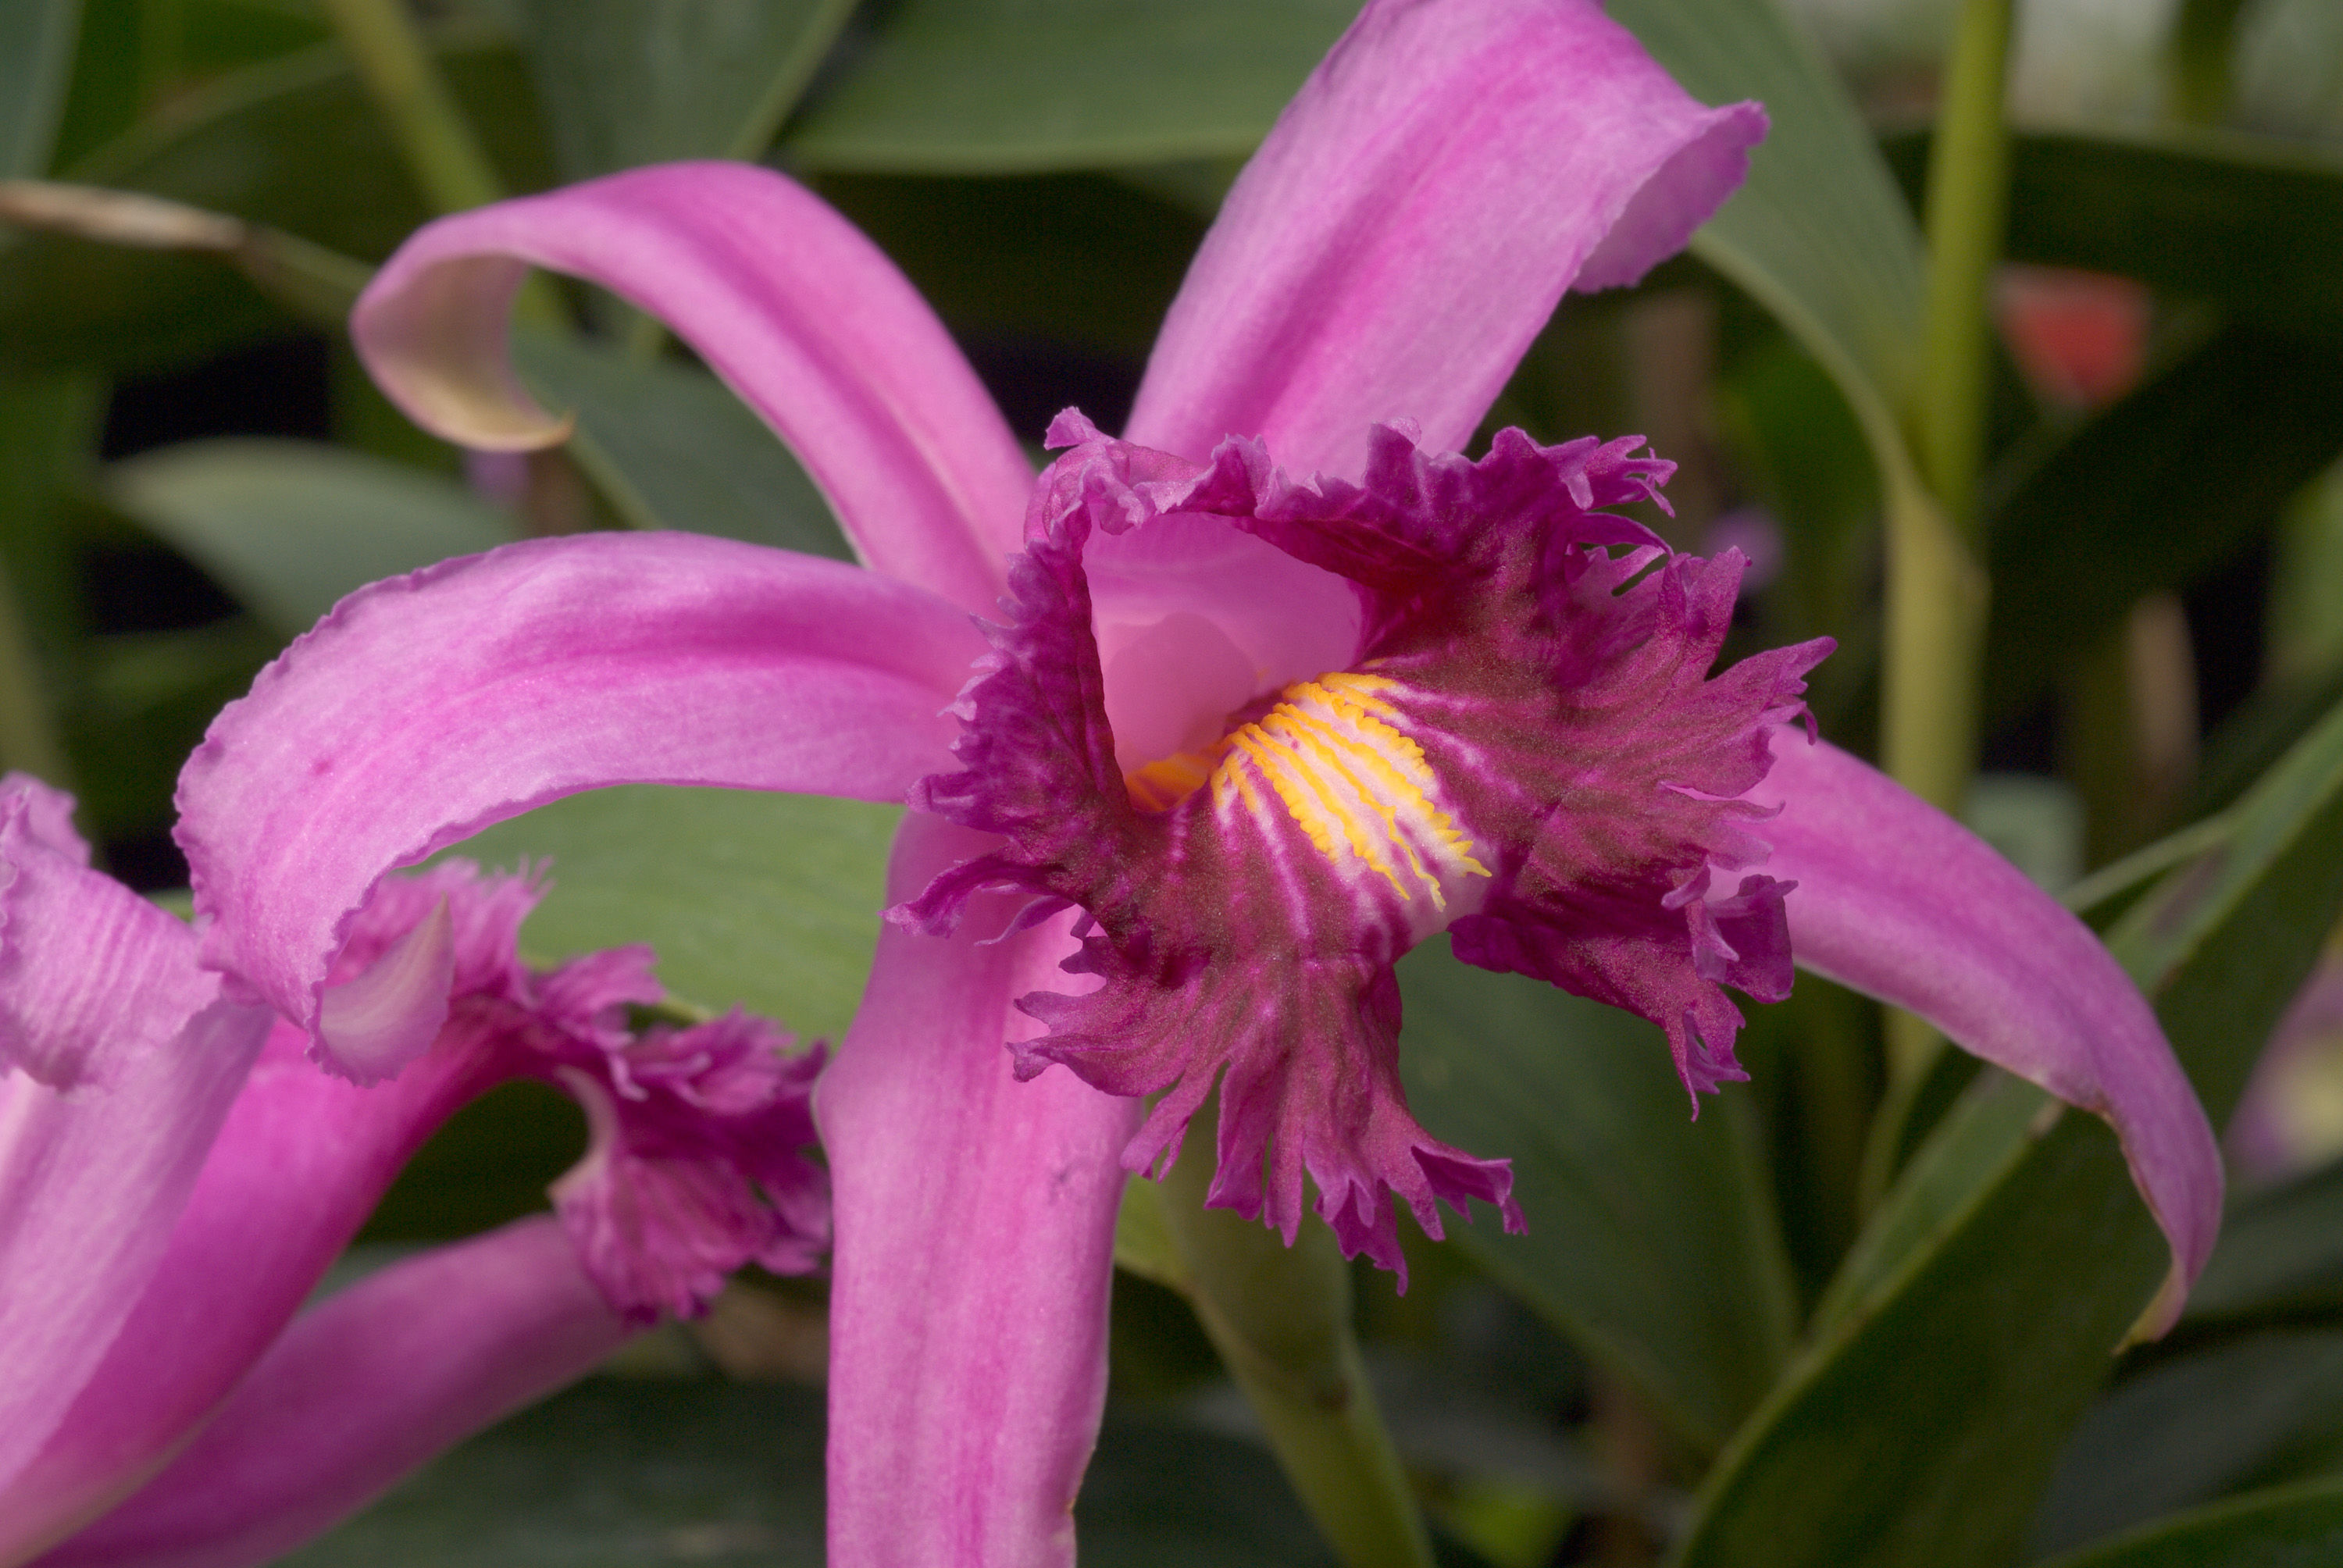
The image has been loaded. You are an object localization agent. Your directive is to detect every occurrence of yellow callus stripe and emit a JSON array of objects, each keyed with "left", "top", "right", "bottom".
[{"left": 1125, "top": 672, "right": 1489, "bottom": 907}]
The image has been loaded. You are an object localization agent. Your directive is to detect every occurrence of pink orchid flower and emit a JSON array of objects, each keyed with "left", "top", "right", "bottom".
[
  {"left": 0, "top": 775, "right": 826, "bottom": 1568},
  {"left": 167, "top": 0, "right": 2220, "bottom": 1561}
]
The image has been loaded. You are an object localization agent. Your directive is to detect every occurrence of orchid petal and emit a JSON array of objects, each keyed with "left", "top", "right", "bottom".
[
  {"left": 0, "top": 783, "right": 271, "bottom": 1541},
  {"left": 818, "top": 815, "right": 1139, "bottom": 1568},
  {"left": 351, "top": 162, "right": 1031, "bottom": 611},
  {"left": 34, "top": 1217, "right": 629, "bottom": 1568},
  {"left": 1754, "top": 737, "right": 2223, "bottom": 1324},
  {"left": 175, "top": 531, "right": 982, "bottom": 1075},
  {"left": 0, "top": 1020, "right": 489, "bottom": 1557},
  {"left": 1125, "top": 0, "right": 1766, "bottom": 481}
]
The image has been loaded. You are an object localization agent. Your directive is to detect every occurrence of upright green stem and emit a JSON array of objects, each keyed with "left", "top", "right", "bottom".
[
  {"left": 1878, "top": 0, "right": 2013, "bottom": 1095},
  {"left": 320, "top": 0, "right": 561, "bottom": 333},
  {"left": 2167, "top": 0, "right": 2250, "bottom": 126},
  {"left": 1912, "top": 0, "right": 2013, "bottom": 553},
  {"left": 1891, "top": 0, "right": 2013, "bottom": 811},
  {"left": 319, "top": 0, "right": 505, "bottom": 215},
  {"left": 1146, "top": 1151, "right": 1434, "bottom": 1568}
]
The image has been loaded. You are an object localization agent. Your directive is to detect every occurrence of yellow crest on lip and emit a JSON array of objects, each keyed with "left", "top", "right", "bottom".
[{"left": 1126, "top": 672, "right": 1490, "bottom": 908}]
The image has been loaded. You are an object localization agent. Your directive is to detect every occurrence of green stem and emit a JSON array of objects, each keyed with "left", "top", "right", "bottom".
[
  {"left": 319, "top": 0, "right": 562, "bottom": 333},
  {"left": 1878, "top": 0, "right": 2013, "bottom": 1098},
  {"left": 1150, "top": 1151, "right": 1433, "bottom": 1568},
  {"left": 2168, "top": 0, "right": 2250, "bottom": 126},
  {"left": 1912, "top": 0, "right": 2013, "bottom": 549},
  {"left": 319, "top": 0, "right": 504, "bottom": 214},
  {"left": 1884, "top": 0, "right": 2012, "bottom": 814}
]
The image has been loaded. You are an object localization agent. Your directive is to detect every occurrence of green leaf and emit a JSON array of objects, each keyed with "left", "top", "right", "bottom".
[
  {"left": 1674, "top": 693, "right": 2343, "bottom": 1568},
  {"left": 1, "top": 0, "right": 80, "bottom": 177},
  {"left": 2030, "top": 1331, "right": 2343, "bottom": 1557},
  {"left": 105, "top": 437, "right": 518, "bottom": 637},
  {"left": 2035, "top": 1476, "right": 2343, "bottom": 1568},
  {"left": 278, "top": 1377, "right": 828, "bottom": 1567},
  {"left": 1610, "top": 0, "right": 1925, "bottom": 468},
  {"left": 1983, "top": 326, "right": 2343, "bottom": 724},
  {"left": 509, "top": 331, "right": 852, "bottom": 559},
  {"left": 784, "top": 0, "right": 1356, "bottom": 174},
  {"left": 284, "top": 1376, "right": 1353, "bottom": 1566},
  {"left": 519, "top": 0, "right": 853, "bottom": 177},
  {"left": 1395, "top": 942, "right": 1798, "bottom": 1454},
  {"left": 2188, "top": 1158, "right": 2343, "bottom": 1322},
  {"left": 0, "top": 35, "right": 553, "bottom": 375},
  {"left": 444, "top": 786, "right": 898, "bottom": 1043}
]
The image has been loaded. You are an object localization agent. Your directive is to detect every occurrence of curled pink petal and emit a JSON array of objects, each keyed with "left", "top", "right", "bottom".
[
  {"left": 820, "top": 815, "right": 1138, "bottom": 1568},
  {"left": 0, "top": 1016, "right": 493, "bottom": 1558},
  {"left": 0, "top": 782, "right": 273, "bottom": 1552},
  {"left": 1753, "top": 736, "right": 2223, "bottom": 1331},
  {"left": 8, "top": 861, "right": 826, "bottom": 1556},
  {"left": 175, "top": 531, "right": 980, "bottom": 1074},
  {"left": 351, "top": 162, "right": 1031, "bottom": 611},
  {"left": 34, "top": 1218, "right": 631, "bottom": 1568},
  {"left": 1127, "top": 0, "right": 1767, "bottom": 481}
]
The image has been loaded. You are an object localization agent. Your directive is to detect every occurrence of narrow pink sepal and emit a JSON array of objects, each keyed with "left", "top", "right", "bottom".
[
  {"left": 174, "top": 531, "right": 980, "bottom": 1071},
  {"left": 1754, "top": 736, "right": 2223, "bottom": 1331},
  {"left": 0, "top": 1020, "right": 488, "bottom": 1558},
  {"left": 0, "top": 782, "right": 273, "bottom": 1536},
  {"left": 1125, "top": 0, "right": 1766, "bottom": 479},
  {"left": 34, "top": 1217, "right": 631, "bottom": 1568},
  {"left": 351, "top": 162, "right": 1031, "bottom": 611},
  {"left": 818, "top": 815, "right": 1138, "bottom": 1568}
]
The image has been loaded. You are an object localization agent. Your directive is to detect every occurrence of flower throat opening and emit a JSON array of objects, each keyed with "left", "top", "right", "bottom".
[{"left": 1122, "top": 671, "right": 1490, "bottom": 912}]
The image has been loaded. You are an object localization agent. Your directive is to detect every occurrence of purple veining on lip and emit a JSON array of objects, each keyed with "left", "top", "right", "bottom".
[{"left": 899, "top": 414, "right": 1827, "bottom": 1278}]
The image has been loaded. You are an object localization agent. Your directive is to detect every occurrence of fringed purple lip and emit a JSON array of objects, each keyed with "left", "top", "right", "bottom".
[{"left": 899, "top": 413, "right": 1831, "bottom": 1279}]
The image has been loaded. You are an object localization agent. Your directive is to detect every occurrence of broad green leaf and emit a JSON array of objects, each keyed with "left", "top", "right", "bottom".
[
  {"left": 445, "top": 786, "right": 898, "bottom": 1043},
  {"left": 2035, "top": 1476, "right": 2343, "bottom": 1568},
  {"left": 279, "top": 1377, "right": 829, "bottom": 1567},
  {"left": 510, "top": 331, "right": 851, "bottom": 559},
  {"left": 2, "top": 0, "right": 80, "bottom": 177},
  {"left": 1610, "top": 0, "right": 1925, "bottom": 458},
  {"left": 0, "top": 36, "right": 552, "bottom": 374},
  {"left": 1984, "top": 326, "right": 2343, "bottom": 724},
  {"left": 1675, "top": 694, "right": 2343, "bottom": 1568},
  {"left": 519, "top": 0, "right": 852, "bottom": 176},
  {"left": 105, "top": 437, "right": 518, "bottom": 637},
  {"left": 1396, "top": 943, "right": 1798, "bottom": 1454},
  {"left": 783, "top": 0, "right": 1356, "bottom": 174},
  {"left": 2187, "top": 1157, "right": 2343, "bottom": 1321},
  {"left": 285, "top": 1376, "right": 1353, "bottom": 1566},
  {"left": 2030, "top": 1331, "right": 2343, "bottom": 1557}
]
